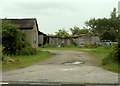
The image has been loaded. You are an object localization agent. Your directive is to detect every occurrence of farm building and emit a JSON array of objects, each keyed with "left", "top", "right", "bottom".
[
  {"left": 3, "top": 18, "right": 39, "bottom": 48},
  {"left": 38, "top": 31, "right": 48, "bottom": 46},
  {"left": 48, "top": 34, "right": 100, "bottom": 46},
  {"left": 2, "top": 18, "right": 100, "bottom": 47},
  {"left": 48, "top": 36, "right": 71, "bottom": 46},
  {"left": 69, "top": 34, "right": 100, "bottom": 46}
]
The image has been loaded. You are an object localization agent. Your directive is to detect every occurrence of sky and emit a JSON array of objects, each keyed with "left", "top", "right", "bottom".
[{"left": 0, "top": 0, "right": 120, "bottom": 34}]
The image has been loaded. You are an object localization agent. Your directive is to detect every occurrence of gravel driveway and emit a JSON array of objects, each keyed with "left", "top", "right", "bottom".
[{"left": 2, "top": 50, "right": 119, "bottom": 84}]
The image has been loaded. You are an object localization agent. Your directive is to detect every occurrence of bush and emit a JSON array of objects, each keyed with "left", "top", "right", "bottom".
[
  {"left": 102, "top": 44, "right": 119, "bottom": 65},
  {"left": 17, "top": 45, "right": 36, "bottom": 55},
  {"left": 2, "top": 20, "right": 25, "bottom": 55},
  {"left": 83, "top": 42, "right": 100, "bottom": 48}
]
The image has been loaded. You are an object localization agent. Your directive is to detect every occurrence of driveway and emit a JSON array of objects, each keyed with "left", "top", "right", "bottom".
[{"left": 2, "top": 50, "right": 119, "bottom": 84}]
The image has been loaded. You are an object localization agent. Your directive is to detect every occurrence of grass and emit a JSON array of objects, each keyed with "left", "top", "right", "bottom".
[
  {"left": 41, "top": 45, "right": 119, "bottom": 73},
  {"left": 2, "top": 48, "right": 53, "bottom": 72},
  {"left": 103, "top": 61, "right": 119, "bottom": 73}
]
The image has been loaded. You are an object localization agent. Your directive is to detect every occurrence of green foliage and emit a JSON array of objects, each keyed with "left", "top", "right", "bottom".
[
  {"left": 55, "top": 29, "right": 69, "bottom": 38},
  {"left": 85, "top": 8, "right": 120, "bottom": 70},
  {"left": 85, "top": 8, "right": 119, "bottom": 41},
  {"left": 83, "top": 42, "right": 100, "bottom": 48},
  {"left": 2, "top": 20, "right": 25, "bottom": 55},
  {"left": 70, "top": 26, "right": 89, "bottom": 35},
  {"left": 17, "top": 45, "right": 36, "bottom": 55},
  {"left": 2, "top": 20, "right": 36, "bottom": 56},
  {"left": 2, "top": 49, "right": 53, "bottom": 71},
  {"left": 70, "top": 26, "right": 80, "bottom": 35},
  {"left": 110, "top": 8, "right": 117, "bottom": 20},
  {"left": 102, "top": 44, "right": 119, "bottom": 65}
]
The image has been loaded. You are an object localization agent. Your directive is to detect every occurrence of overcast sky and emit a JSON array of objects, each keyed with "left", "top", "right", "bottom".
[{"left": 0, "top": 0, "right": 119, "bottom": 34}]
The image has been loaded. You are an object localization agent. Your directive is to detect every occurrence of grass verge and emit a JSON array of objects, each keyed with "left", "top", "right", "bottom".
[
  {"left": 103, "top": 61, "right": 119, "bottom": 73},
  {"left": 2, "top": 49, "right": 53, "bottom": 72}
]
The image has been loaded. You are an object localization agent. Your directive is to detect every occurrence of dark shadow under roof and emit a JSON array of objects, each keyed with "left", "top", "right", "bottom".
[{"left": 38, "top": 31, "right": 47, "bottom": 36}]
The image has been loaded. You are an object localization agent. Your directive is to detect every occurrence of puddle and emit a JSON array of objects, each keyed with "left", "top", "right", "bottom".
[
  {"left": 63, "top": 61, "right": 84, "bottom": 65},
  {"left": 72, "top": 61, "right": 84, "bottom": 64}
]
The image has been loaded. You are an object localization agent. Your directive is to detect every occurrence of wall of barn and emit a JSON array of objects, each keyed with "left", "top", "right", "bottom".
[
  {"left": 91, "top": 36, "right": 100, "bottom": 44},
  {"left": 49, "top": 37, "right": 60, "bottom": 45},
  {"left": 21, "top": 23, "right": 38, "bottom": 48},
  {"left": 38, "top": 35, "right": 44, "bottom": 45},
  {"left": 22, "top": 30, "right": 34, "bottom": 47},
  {"left": 32, "top": 22, "right": 38, "bottom": 48},
  {"left": 48, "top": 36, "right": 100, "bottom": 46}
]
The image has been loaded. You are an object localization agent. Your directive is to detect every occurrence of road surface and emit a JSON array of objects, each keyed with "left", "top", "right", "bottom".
[{"left": 2, "top": 50, "right": 119, "bottom": 84}]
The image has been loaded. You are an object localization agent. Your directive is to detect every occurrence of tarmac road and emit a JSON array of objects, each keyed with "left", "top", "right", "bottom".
[{"left": 2, "top": 50, "right": 119, "bottom": 84}]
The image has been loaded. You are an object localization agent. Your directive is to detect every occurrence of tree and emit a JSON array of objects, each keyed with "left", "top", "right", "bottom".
[
  {"left": 2, "top": 20, "right": 25, "bottom": 55},
  {"left": 70, "top": 26, "right": 89, "bottom": 35},
  {"left": 85, "top": 8, "right": 119, "bottom": 41},
  {"left": 110, "top": 8, "right": 117, "bottom": 20},
  {"left": 85, "top": 18, "right": 98, "bottom": 36},
  {"left": 70, "top": 26, "right": 80, "bottom": 35},
  {"left": 55, "top": 29, "right": 69, "bottom": 38}
]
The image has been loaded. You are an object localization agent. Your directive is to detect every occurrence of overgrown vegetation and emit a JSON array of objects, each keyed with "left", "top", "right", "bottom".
[
  {"left": 102, "top": 44, "right": 118, "bottom": 64},
  {"left": 85, "top": 8, "right": 120, "bottom": 41},
  {"left": 55, "top": 29, "right": 69, "bottom": 38},
  {"left": 17, "top": 44, "right": 37, "bottom": 55},
  {"left": 2, "top": 20, "right": 36, "bottom": 56},
  {"left": 70, "top": 26, "right": 89, "bottom": 35},
  {"left": 2, "top": 49, "right": 53, "bottom": 72}
]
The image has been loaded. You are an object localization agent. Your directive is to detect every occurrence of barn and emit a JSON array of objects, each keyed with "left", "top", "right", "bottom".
[
  {"left": 38, "top": 31, "right": 48, "bottom": 46},
  {"left": 4, "top": 18, "right": 39, "bottom": 48},
  {"left": 48, "top": 34, "right": 100, "bottom": 46}
]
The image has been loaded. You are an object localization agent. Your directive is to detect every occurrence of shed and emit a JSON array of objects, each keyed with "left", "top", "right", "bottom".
[
  {"left": 38, "top": 31, "right": 48, "bottom": 46},
  {"left": 4, "top": 18, "right": 39, "bottom": 48}
]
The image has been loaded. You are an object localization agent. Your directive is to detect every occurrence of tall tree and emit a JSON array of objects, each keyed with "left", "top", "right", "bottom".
[
  {"left": 55, "top": 29, "right": 69, "bottom": 38},
  {"left": 70, "top": 26, "right": 89, "bottom": 35},
  {"left": 85, "top": 18, "right": 97, "bottom": 36},
  {"left": 70, "top": 26, "right": 80, "bottom": 35},
  {"left": 85, "top": 8, "right": 119, "bottom": 41},
  {"left": 110, "top": 8, "right": 117, "bottom": 20}
]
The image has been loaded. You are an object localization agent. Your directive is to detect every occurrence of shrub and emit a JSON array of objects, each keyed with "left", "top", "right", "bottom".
[
  {"left": 102, "top": 44, "right": 119, "bottom": 65},
  {"left": 2, "top": 20, "right": 25, "bottom": 55},
  {"left": 17, "top": 45, "right": 36, "bottom": 55},
  {"left": 83, "top": 42, "right": 100, "bottom": 48}
]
